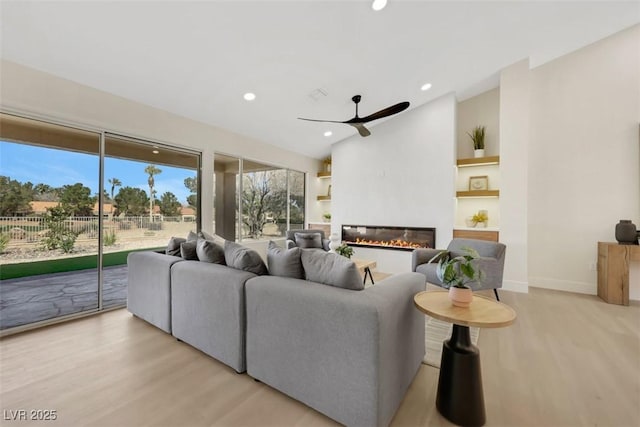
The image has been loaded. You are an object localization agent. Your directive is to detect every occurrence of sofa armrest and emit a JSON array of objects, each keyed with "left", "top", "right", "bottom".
[
  {"left": 411, "top": 248, "right": 445, "bottom": 272},
  {"left": 285, "top": 239, "right": 296, "bottom": 250},
  {"left": 472, "top": 256, "right": 505, "bottom": 290},
  {"left": 127, "top": 251, "right": 182, "bottom": 333},
  {"left": 245, "top": 272, "right": 425, "bottom": 426}
]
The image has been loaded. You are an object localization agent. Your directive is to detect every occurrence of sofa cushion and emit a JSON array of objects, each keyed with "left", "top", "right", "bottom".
[
  {"left": 295, "top": 232, "right": 323, "bottom": 249},
  {"left": 300, "top": 249, "right": 363, "bottom": 291},
  {"left": 166, "top": 236, "right": 186, "bottom": 256},
  {"left": 187, "top": 231, "right": 198, "bottom": 241},
  {"left": 224, "top": 240, "right": 269, "bottom": 275},
  {"left": 198, "top": 230, "right": 227, "bottom": 246},
  {"left": 180, "top": 240, "right": 198, "bottom": 260},
  {"left": 196, "top": 238, "right": 226, "bottom": 264},
  {"left": 267, "top": 241, "right": 304, "bottom": 279}
]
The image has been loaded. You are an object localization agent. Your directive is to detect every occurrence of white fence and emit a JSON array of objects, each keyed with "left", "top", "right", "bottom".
[{"left": 0, "top": 216, "right": 194, "bottom": 244}]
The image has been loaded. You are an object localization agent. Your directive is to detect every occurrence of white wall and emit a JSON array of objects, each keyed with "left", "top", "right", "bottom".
[
  {"left": 499, "top": 59, "right": 531, "bottom": 293},
  {"left": 457, "top": 88, "right": 500, "bottom": 159},
  {"left": 0, "top": 60, "right": 324, "bottom": 230},
  {"left": 528, "top": 25, "right": 640, "bottom": 295},
  {"left": 331, "top": 93, "right": 457, "bottom": 273}
]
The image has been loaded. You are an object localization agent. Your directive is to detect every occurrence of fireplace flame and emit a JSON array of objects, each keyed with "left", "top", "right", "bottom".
[{"left": 353, "top": 237, "right": 424, "bottom": 249}]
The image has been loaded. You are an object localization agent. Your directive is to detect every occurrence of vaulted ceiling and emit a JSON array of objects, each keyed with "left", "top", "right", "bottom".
[{"left": 2, "top": 1, "right": 638, "bottom": 158}]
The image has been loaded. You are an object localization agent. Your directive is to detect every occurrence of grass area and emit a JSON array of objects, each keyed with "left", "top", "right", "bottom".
[{"left": 0, "top": 247, "right": 164, "bottom": 280}]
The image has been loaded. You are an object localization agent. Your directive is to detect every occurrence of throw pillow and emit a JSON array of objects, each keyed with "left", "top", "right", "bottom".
[
  {"left": 266, "top": 241, "right": 303, "bottom": 279},
  {"left": 224, "top": 240, "right": 268, "bottom": 275},
  {"left": 196, "top": 238, "right": 226, "bottom": 264},
  {"left": 187, "top": 231, "right": 198, "bottom": 241},
  {"left": 300, "top": 249, "right": 364, "bottom": 291},
  {"left": 180, "top": 240, "right": 198, "bottom": 260},
  {"left": 166, "top": 236, "right": 186, "bottom": 256},
  {"left": 198, "top": 230, "right": 227, "bottom": 247},
  {"left": 294, "top": 232, "right": 323, "bottom": 249}
]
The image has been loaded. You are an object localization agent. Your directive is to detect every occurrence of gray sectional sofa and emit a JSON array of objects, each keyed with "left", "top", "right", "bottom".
[{"left": 127, "top": 239, "right": 425, "bottom": 426}]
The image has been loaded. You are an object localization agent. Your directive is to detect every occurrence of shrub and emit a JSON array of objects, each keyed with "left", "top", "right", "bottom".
[
  {"left": 0, "top": 233, "right": 10, "bottom": 253},
  {"left": 41, "top": 206, "right": 79, "bottom": 253},
  {"left": 103, "top": 230, "right": 117, "bottom": 246}
]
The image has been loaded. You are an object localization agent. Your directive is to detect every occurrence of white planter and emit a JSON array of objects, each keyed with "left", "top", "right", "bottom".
[
  {"left": 473, "top": 149, "right": 485, "bottom": 158},
  {"left": 329, "top": 233, "right": 341, "bottom": 253}
]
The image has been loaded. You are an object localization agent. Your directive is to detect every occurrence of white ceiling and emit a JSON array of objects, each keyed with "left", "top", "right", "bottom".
[{"left": 1, "top": 1, "right": 638, "bottom": 158}]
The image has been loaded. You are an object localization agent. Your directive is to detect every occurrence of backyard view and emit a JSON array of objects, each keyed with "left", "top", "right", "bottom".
[
  {"left": 0, "top": 115, "right": 200, "bottom": 331},
  {"left": 0, "top": 114, "right": 306, "bottom": 333}
]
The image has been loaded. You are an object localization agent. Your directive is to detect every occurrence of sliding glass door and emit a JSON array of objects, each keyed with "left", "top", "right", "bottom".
[{"left": 0, "top": 114, "right": 201, "bottom": 332}]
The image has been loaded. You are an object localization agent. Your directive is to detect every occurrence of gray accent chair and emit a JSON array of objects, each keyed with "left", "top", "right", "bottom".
[
  {"left": 170, "top": 261, "right": 257, "bottom": 373},
  {"left": 285, "top": 229, "right": 330, "bottom": 251},
  {"left": 245, "top": 272, "right": 426, "bottom": 427},
  {"left": 412, "top": 238, "right": 506, "bottom": 300},
  {"left": 127, "top": 251, "right": 183, "bottom": 333}
]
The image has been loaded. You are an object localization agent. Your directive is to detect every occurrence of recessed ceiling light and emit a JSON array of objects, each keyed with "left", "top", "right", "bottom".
[
  {"left": 421, "top": 83, "right": 432, "bottom": 91},
  {"left": 372, "top": 0, "right": 387, "bottom": 11},
  {"left": 152, "top": 150, "right": 159, "bottom": 154},
  {"left": 243, "top": 92, "right": 256, "bottom": 101},
  {"left": 324, "top": 131, "right": 333, "bottom": 137}
]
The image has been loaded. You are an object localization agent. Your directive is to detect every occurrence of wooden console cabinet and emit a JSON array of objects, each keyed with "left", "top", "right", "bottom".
[{"left": 597, "top": 242, "right": 640, "bottom": 305}]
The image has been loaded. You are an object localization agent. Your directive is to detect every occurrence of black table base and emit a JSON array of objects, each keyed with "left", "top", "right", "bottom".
[{"left": 436, "top": 324, "right": 485, "bottom": 426}]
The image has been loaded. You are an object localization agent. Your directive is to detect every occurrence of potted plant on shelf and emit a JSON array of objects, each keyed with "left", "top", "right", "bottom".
[
  {"left": 467, "top": 125, "right": 486, "bottom": 158},
  {"left": 336, "top": 243, "right": 354, "bottom": 259},
  {"left": 323, "top": 156, "right": 332, "bottom": 173},
  {"left": 322, "top": 212, "right": 331, "bottom": 223},
  {"left": 472, "top": 210, "right": 488, "bottom": 228},
  {"left": 429, "top": 247, "right": 483, "bottom": 307}
]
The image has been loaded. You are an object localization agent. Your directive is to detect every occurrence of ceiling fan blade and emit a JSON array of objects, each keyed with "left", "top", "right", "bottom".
[
  {"left": 359, "top": 101, "right": 410, "bottom": 123},
  {"left": 297, "top": 117, "right": 345, "bottom": 124},
  {"left": 350, "top": 123, "right": 371, "bottom": 137}
]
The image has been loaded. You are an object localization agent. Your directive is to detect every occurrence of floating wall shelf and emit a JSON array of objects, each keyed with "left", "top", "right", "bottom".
[
  {"left": 317, "top": 195, "right": 331, "bottom": 201},
  {"left": 456, "top": 190, "right": 500, "bottom": 198},
  {"left": 317, "top": 171, "right": 331, "bottom": 179},
  {"left": 457, "top": 156, "right": 500, "bottom": 167}
]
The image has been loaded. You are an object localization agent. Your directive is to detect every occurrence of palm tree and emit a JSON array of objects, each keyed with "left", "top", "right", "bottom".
[
  {"left": 144, "top": 165, "right": 162, "bottom": 222},
  {"left": 108, "top": 178, "right": 121, "bottom": 214}
]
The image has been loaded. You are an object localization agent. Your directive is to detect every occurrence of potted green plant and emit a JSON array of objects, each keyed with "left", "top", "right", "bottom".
[
  {"left": 335, "top": 243, "right": 354, "bottom": 259},
  {"left": 467, "top": 125, "right": 486, "bottom": 158},
  {"left": 429, "top": 247, "right": 483, "bottom": 307},
  {"left": 322, "top": 212, "right": 331, "bottom": 223}
]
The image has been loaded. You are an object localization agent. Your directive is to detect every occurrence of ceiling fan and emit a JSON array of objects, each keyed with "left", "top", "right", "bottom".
[{"left": 298, "top": 95, "right": 410, "bottom": 137}]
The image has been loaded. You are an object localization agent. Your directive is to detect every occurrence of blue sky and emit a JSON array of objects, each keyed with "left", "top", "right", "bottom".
[{"left": 0, "top": 140, "right": 196, "bottom": 204}]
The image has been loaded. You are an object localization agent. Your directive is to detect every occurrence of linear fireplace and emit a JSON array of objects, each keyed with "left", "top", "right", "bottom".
[{"left": 341, "top": 225, "right": 436, "bottom": 252}]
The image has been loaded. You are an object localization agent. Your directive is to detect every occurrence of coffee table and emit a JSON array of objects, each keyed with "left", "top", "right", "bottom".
[
  {"left": 352, "top": 259, "right": 376, "bottom": 285},
  {"left": 414, "top": 291, "right": 516, "bottom": 426}
]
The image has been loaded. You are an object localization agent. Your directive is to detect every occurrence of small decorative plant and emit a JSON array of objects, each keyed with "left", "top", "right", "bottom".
[
  {"left": 322, "top": 212, "right": 331, "bottom": 222},
  {"left": 472, "top": 211, "right": 488, "bottom": 225},
  {"left": 335, "top": 243, "right": 354, "bottom": 259},
  {"left": 467, "top": 125, "right": 486, "bottom": 150},
  {"left": 429, "top": 247, "right": 483, "bottom": 289}
]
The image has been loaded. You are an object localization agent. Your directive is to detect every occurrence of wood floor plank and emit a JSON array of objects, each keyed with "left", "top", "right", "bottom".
[{"left": 1, "top": 287, "right": 639, "bottom": 426}]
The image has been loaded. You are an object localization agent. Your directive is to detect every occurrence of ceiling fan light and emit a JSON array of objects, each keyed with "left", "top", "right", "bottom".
[
  {"left": 421, "top": 83, "right": 432, "bottom": 91},
  {"left": 372, "top": 0, "right": 387, "bottom": 11}
]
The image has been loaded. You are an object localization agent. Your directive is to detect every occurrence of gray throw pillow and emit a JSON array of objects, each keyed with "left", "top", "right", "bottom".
[
  {"left": 224, "top": 240, "right": 268, "bottom": 275},
  {"left": 187, "top": 231, "right": 198, "bottom": 241},
  {"left": 180, "top": 240, "right": 198, "bottom": 260},
  {"left": 196, "top": 238, "right": 226, "bottom": 264},
  {"left": 300, "top": 249, "right": 364, "bottom": 291},
  {"left": 294, "top": 232, "right": 323, "bottom": 249},
  {"left": 199, "top": 230, "right": 227, "bottom": 247},
  {"left": 166, "top": 236, "right": 186, "bottom": 256},
  {"left": 266, "top": 241, "right": 303, "bottom": 279}
]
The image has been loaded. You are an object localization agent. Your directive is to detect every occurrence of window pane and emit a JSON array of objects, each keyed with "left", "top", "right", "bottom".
[
  {"left": 289, "top": 170, "right": 305, "bottom": 231},
  {"left": 0, "top": 113, "right": 100, "bottom": 329},
  {"left": 104, "top": 135, "right": 199, "bottom": 308}
]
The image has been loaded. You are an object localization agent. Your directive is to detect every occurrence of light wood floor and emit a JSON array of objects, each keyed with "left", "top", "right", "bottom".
[{"left": 1, "top": 286, "right": 638, "bottom": 427}]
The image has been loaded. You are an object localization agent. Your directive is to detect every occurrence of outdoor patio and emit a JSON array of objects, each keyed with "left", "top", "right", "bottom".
[{"left": 0, "top": 265, "right": 127, "bottom": 330}]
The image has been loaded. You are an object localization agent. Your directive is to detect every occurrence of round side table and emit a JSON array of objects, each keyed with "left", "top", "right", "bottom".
[{"left": 414, "top": 290, "right": 516, "bottom": 426}]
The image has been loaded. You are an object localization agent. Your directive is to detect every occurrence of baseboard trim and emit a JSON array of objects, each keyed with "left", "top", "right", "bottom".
[
  {"left": 502, "top": 280, "right": 529, "bottom": 293},
  {"left": 529, "top": 276, "right": 596, "bottom": 295}
]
